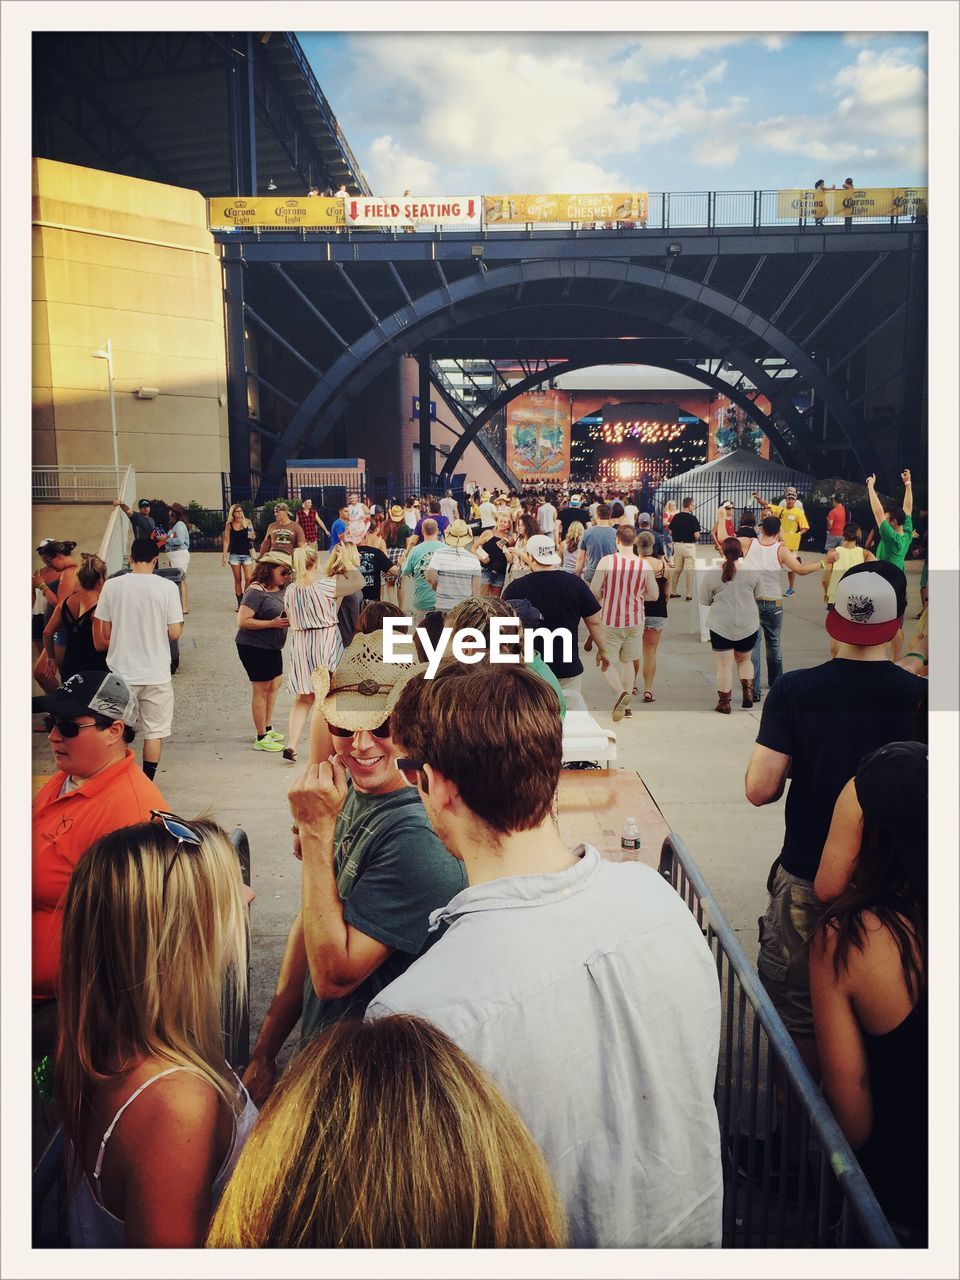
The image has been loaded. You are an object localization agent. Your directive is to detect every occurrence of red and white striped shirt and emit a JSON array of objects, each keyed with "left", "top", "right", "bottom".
[{"left": 599, "top": 553, "right": 653, "bottom": 628}]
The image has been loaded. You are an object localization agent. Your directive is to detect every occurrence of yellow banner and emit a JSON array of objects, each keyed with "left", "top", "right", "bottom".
[
  {"left": 777, "top": 187, "right": 928, "bottom": 220},
  {"left": 207, "top": 196, "right": 345, "bottom": 229},
  {"left": 484, "top": 193, "right": 648, "bottom": 225}
]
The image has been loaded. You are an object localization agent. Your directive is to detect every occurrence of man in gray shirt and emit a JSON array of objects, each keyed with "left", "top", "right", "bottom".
[
  {"left": 575, "top": 503, "right": 618, "bottom": 584},
  {"left": 369, "top": 661, "right": 723, "bottom": 1248}
]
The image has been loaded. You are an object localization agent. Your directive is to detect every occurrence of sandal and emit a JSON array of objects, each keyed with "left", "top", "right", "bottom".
[
  {"left": 282, "top": 747, "right": 298, "bottom": 763},
  {"left": 631, "top": 685, "right": 639, "bottom": 696},
  {"left": 643, "top": 691, "right": 655, "bottom": 703}
]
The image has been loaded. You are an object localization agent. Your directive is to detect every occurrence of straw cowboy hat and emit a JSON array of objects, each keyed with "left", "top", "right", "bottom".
[
  {"left": 444, "top": 519, "right": 474, "bottom": 548},
  {"left": 258, "top": 551, "right": 293, "bottom": 569},
  {"left": 311, "top": 629, "right": 426, "bottom": 732}
]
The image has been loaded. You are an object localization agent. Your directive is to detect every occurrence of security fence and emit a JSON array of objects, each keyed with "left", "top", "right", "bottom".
[
  {"left": 32, "top": 465, "right": 123, "bottom": 503},
  {"left": 659, "top": 833, "right": 900, "bottom": 1248}
]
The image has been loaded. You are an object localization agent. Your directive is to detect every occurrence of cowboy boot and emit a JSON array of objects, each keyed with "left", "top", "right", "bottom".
[
  {"left": 740, "top": 679, "right": 754, "bottom": 708},
  {"left": 715, "top": 691, "right": 732, "bottom": 714}
]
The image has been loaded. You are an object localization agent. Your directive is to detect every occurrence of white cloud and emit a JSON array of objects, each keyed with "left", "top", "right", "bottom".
[
  {"left": 834, "top": 48, "right": 926, "bottom": 137},
  {"left": 366, "top": 135, "right": 438, "bottom": 193},
  {"left": 761, "top": 35, "right": 787, "bottom": 52},
  {"left": 693, "top": 139, "right": 740, "bottom": 166}
]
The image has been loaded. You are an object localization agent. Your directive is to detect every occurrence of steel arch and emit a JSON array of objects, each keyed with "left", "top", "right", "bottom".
[
  {"left": 438, "top": 355, "right": 792, "bottom": 478},
  {"left": 262, "top": 258, "right": 881, "bottom": 483}
]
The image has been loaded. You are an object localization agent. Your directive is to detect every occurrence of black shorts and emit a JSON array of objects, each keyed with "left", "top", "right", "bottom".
[
  {"left": 32, "top": 614, "right": 45, "bottom": 642},
  {"left": 236, "top": 643, "right": 283, "bottom": 683},
  {"left": 709, "top": 629, "right": 759, "bottom": 653}
]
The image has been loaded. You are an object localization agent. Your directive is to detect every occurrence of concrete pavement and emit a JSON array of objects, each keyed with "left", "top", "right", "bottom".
[{"left": 32, "top": 548, "right": 922, "bottom": 1055}]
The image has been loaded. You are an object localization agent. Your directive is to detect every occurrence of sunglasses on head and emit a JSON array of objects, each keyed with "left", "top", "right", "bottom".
[
  {"left": 150, "top": 810, "right": 204, "bottom": 900},
  {"left": 42, "top": 715, "right": 102, "bottom": 738},
  {"left": 328, "top": 719, "right": 392, "bottom": 739}
]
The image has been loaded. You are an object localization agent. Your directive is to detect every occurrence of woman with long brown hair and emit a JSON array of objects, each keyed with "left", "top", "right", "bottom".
[
  {"left": 698, "top": 537, "right": 761, "bottom": 713},
  {"left": 57, "top": 815, "right": 256, "bottom": 1247},
  {"left": 235, "top": 553, "right": 292, "bottom": 750},
  {"left": 810, "top": 742, "right": 927, "bottom": 1245},
  {"left": 207, "top": 1015, "right": 565, "bottom": 1248},
  {"left": 502, "top": 512, "right": 538, "bottom": 590}
]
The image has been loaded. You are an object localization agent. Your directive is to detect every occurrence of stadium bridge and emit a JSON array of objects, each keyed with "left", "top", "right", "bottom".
[{"left": 211, "top": 200, "right": 927, "bottom": 493}]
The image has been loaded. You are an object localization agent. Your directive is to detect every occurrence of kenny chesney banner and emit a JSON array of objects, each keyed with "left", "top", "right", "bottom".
[
  {"left": 344, "top": 196, "right": 481, "bottom": 227},
  {"left": 484, "top": 193, "right": 648, "bottom": 224},
  {"left": 506, "top": 391, "right": 571, "bottom": 481},
  {"left": 708, "top": 395, "right": 772, "bottom": 461}
]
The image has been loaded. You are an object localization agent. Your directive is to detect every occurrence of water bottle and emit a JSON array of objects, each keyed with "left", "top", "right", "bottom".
[{"left": 621, "top": 816, "right": 641, "bottom": 857}]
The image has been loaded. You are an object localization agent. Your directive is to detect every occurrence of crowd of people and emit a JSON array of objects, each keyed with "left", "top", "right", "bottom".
[{"left": 30, "top": 469, "right": 930, "bottom": 1250}]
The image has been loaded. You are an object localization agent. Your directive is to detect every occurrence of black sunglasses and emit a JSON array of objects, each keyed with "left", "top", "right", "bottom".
[
  {"left": 151, "top": 810, "right": 204, "bottom": 900},
  {"left": 328, "top": 719, "right": 392, "bottom": 739},
  {"left": 42, "top": 715, "right": 102, "bottom": 738},
  {"left": 396, "top": 757, "right": 428, "bottom": 791}
]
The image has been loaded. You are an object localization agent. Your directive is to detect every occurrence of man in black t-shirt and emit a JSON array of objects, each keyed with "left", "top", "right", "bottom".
[
  {"left": 745, "top": 561, "right": 925, "bottom": 1067},
  {"left": 557, "top": 496, "right": 586, "bottom": 538},
  {"left": 503, "top": 535, "right": 611, "bottom": 690},
  {"left": 667, "top": 498, "right": 701, "bottom": 600},
  {"left": 357, "top": 541, "right": 397, "bottom": 601}
]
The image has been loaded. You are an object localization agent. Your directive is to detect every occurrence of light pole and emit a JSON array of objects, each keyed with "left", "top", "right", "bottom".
[{"left": 91, "top": 338, "right": 120, "bottom": 491}]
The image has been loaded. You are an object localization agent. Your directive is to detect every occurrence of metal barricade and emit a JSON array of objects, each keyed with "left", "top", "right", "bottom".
[{"left": 659, "top": 832, "right": 899, "bottom": 1248}]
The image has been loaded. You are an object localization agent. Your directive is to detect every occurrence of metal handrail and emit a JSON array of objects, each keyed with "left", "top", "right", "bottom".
[{"left": 659, "top": 832, "right": 900, "bottom": 1248}]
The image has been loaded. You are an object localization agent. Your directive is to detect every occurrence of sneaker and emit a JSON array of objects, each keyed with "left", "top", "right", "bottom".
[
  {"left": 784, "top": 587, "right": 795, "bottom": 597},
  {"left": 265, "top": 728, "right": 285, "bottom": 741},
  {"left": 253, "top": 735, "right": 284, "bottom": 752},
  {"left": 612, "top": 691, "right": 631, "bottom": 723},
  {"left": 624, "top": 707, "right": 633, "bottom": 718}
]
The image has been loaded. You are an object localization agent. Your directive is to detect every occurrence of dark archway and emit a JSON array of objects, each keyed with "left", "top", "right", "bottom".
[
  {"left": 263, "top": 258, "right": 882, "bottom": 483},
  {"left": 438, "top": 356, "right": 792, "bottom": 478}
]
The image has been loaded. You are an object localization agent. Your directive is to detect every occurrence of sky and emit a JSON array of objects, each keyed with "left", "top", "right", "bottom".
[{"left": 298, "top": 30, "right": 927, "bottom": 195}]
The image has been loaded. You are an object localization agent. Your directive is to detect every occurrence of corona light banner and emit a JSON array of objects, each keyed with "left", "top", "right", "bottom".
[
  {"left": 344, "top": 196, "right": 481, "bottom": 227},
  {"left": 484, "top": 192, "right": 648, "bottom": 224},
  {"left": 776, "top": 187, "right": 928, "bottom": 220},
  {"left": 506, "top": 391, "right": 571, "bottom": 482},
  {"left": 207, "top": 196, "right": 345, "bottom": 228}
]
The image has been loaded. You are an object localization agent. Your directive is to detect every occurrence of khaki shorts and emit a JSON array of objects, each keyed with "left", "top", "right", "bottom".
[
  {"left": 129, "top": 681, "right": 175, "bottom": 739},
  {"left": 604, "top": 624, "right": 642, "bottom": 663},
  {"left": 757, "top": 861, "right": 819, "bottom": 1038},
  {"left": 673, "top": 542, "right": 696, "bottom": 571}
]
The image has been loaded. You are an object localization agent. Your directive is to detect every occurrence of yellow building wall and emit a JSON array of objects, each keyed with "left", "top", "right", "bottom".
[{"left": 32, "top": 159, "right": 229, "bottom": 507}]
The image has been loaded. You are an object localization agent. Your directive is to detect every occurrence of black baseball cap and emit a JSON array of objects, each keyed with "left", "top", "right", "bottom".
[
  {"left": 33, "top": 671, "right": 140, "bottom": 727},
  {"left": 137, "top": 499, "right": 152, "bottom": 509}
]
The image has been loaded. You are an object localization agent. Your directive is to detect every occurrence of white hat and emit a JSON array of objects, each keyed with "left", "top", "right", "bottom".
[{"left": 526, "top": 534, "right": 562, "bottom": 566}]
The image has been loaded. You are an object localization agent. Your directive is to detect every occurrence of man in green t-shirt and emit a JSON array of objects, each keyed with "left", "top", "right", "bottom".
[
  {"left": 867, "top": 469, "right": 915, "bottom": 660},
  {"left": 400, "top": 517, "right": 440, "bottom": 620},
  {"left": 242, "top": 630, "right": 466, "bottom": 1105}
]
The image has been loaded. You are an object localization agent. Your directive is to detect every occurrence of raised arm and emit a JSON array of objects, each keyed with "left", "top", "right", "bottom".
[
  {"left": 901, "top": 469, "right": 913, "bottom": 518},
  {"left": 865, "top": 475, "right": 885, "bottom": 529}
]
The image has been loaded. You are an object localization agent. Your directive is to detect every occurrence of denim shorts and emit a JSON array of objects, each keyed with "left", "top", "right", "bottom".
[{"left": 228, "top": 553, "right": 254, "bottom": 565}]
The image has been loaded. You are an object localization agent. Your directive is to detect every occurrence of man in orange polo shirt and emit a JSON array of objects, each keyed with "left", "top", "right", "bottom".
[{"left": 32, "top": 671, "right": 167, "bottom": 1019}]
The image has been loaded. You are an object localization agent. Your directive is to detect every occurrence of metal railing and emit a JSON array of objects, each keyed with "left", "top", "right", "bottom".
[
  {"left": 653, "top": 467, "right": 815, "bottom": 532},
  {"left": 659, "top": 833, "right": 899, "bottom": 1248},
  {"left": 32, "top": 464, "right": 124, "bottom": 503}
]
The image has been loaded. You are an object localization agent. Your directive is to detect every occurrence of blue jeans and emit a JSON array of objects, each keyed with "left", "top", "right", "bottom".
[{"left": 751, "top": 600, "right": 783, "bottom": 698}]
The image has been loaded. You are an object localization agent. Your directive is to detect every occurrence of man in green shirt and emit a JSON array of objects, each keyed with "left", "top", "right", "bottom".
[
  {"left": 400, "top": 517, "right": 440, "bottom": 621},
  {"left": 867, "top": 469, "right": 914, "bottom": 660},
  {"left": 242, "top": 630, "right": 465, "bottom": 1105}
]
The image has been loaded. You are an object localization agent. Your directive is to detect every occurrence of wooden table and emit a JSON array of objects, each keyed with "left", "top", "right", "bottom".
[{"left": 555, "top": 768, "right": 670, "bottom": 871}]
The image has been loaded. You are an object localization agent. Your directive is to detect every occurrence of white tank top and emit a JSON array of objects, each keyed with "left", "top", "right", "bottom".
[
  {"left": 743, "top": 538, "right": 784, "bottom": 600},
  {"left": 67, "top": 1067, "right": 258, "bottom": 1248}
]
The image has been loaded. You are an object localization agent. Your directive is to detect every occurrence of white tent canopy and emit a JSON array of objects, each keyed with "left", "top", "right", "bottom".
[{"left": 653, "top": 449, "right": 814, "bottom": 528}]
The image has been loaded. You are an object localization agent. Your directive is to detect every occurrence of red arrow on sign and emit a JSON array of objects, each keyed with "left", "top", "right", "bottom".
[{"left": 348, "top": 201, "right": 359, "bottom": 222}]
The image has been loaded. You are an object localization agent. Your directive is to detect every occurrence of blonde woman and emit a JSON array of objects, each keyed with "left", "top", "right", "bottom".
[
  {"left": 562, "top": 521, "right": 585, "bottom": 573},
  {"left": 661, "top": 499, "right": 678, "bottom": 531},
  {"left": 207, "top": 1015, "right": 565, "bottom": 1248},
  {"left": 41, "top": 552, "right": 108, "bottom": 682},
  {"left": 324, "top": 540, "right": 364, "bottom": 649},
  {"left": 282, "top": 546, "right": 363, "bottom": 763},
  {"left": 56, "top": 815, "right": 257, "bottom": 1248},
  {"left": 221, "top": 504, "right": 257, "bottom": 607}
]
